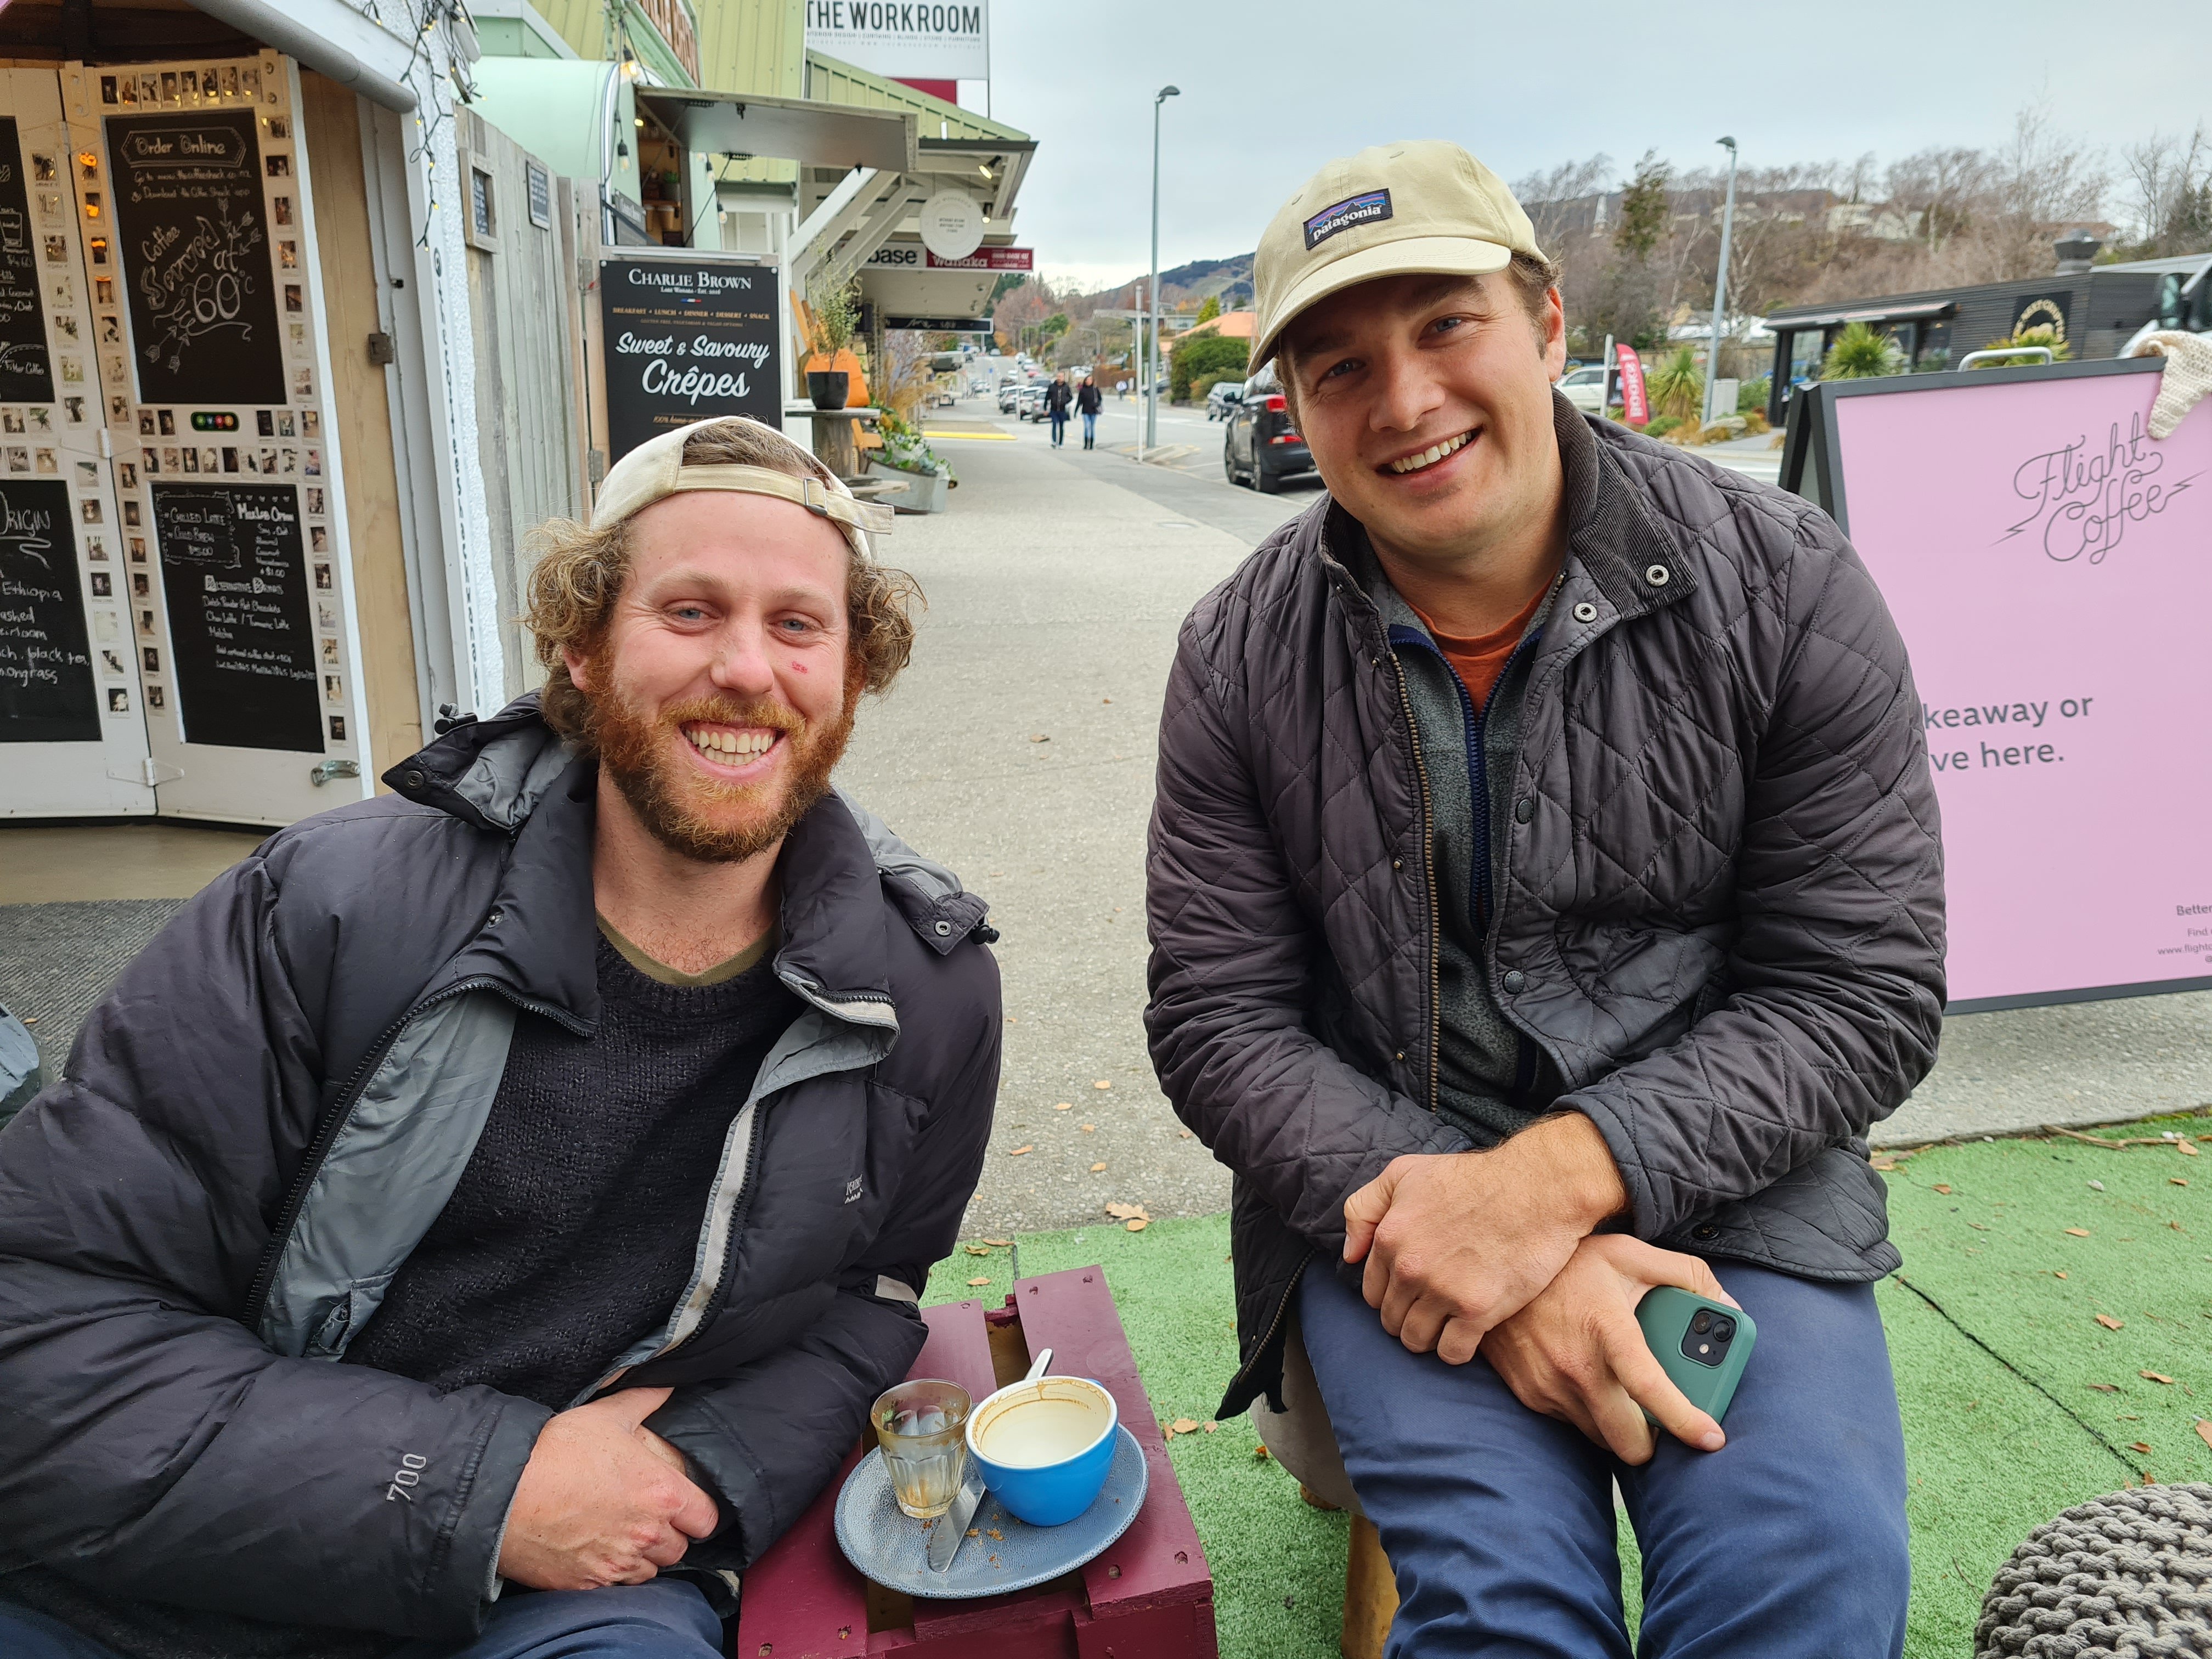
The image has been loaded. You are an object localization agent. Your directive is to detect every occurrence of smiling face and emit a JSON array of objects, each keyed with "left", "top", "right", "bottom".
[
  {"left": 1279, "top": 270, "right": 1567, "bottom": 569},
  {"left": 564, "top": 490, "right": 857, "bottom": 864}
]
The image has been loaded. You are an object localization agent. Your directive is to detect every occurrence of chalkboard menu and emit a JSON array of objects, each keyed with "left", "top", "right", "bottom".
[
  {"left": 0, "top": 119, "right": 53, "bottom": 404},
  {"left": 599, "top": 258, "right": 781, "bottom": 461},
  {"left": 0, "top": 479, "right": 97, "bottom": 743},
  {"left": 107, "top": 110, "right": 284, "bottom": 407},
  {"left": 151, "top": 481, "right": 320, "bottom": 752}
]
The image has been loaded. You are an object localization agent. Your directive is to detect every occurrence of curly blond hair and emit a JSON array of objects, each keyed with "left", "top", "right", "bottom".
[{"left": 525, "top": 418, "right": 922, "bottom": 749}]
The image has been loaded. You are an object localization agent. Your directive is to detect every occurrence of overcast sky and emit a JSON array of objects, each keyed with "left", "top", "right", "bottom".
[{"left": 958, "top": 0, "right": 2209, "bottom": 295}]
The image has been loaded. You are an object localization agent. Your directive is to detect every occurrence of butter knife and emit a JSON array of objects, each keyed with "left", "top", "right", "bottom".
[{"left": 928, "top": 1463, "right": 985, "bottom": 1573}]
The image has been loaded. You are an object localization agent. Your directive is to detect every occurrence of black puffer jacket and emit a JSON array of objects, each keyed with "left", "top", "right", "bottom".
[
  {"left": 0, "top": 699, "right": 999, "bottom": 1643},
  {"left": 1146, "top": 404, "right": 1944, "bottom": 1418}
]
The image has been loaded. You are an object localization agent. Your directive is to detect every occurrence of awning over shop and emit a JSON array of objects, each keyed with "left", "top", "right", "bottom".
[
  {"left": 638, "top": 87, "right": 913, "bottom": 173},
  {"left": 1768, "top": 299, "right": 1957, "bottom": 330}
]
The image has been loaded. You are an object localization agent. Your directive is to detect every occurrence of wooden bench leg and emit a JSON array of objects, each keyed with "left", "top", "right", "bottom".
[{"left": 1340, "top": 1514, "right": 1396, "bottom": 1659}]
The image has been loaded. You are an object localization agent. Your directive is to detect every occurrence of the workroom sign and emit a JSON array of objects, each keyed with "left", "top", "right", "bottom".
[
  {"left": 598, "top": 258, "right": 781, "bottom": 463},
  {"left": 803, "top": 1, "right": 989, "bottom": 82}
]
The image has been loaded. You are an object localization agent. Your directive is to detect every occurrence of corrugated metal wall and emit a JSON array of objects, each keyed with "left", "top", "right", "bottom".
[
  {"left": 458, "top": 111, "right": 588, "bottom": 700},
  {"left": 700, "top": 0, "right": 805, "bottom": 95}
]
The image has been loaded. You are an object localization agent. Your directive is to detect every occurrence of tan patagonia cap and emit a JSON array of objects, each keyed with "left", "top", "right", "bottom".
[
  {"left": 590, "top": 416, "right": 895, "bottom": 551},
  {"left": 1252, "top": 140, "right": 1546, "bottom": 368}
]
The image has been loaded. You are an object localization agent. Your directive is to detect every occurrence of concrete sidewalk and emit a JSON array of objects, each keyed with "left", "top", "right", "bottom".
[{"left": 5, "top": 401, "right": 2206, "bottom": 1235}]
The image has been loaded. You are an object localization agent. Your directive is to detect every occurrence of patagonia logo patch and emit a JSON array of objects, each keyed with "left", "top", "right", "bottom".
[{"left": 1305, "top": 188, "right": 1392, "bottom": 250}]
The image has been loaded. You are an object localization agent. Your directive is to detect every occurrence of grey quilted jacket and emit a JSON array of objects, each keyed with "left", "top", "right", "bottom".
[{"left": 1146, "top": 402, "right": 1945, "bottom": 1419}]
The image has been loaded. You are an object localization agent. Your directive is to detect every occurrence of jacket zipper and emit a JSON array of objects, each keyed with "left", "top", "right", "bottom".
[
  {"left": 1387, "top": 653, "right": 1443, "bottom": 1113},
  {"left": 239, "top": 977, "right": 581, "bottom": 1331}
]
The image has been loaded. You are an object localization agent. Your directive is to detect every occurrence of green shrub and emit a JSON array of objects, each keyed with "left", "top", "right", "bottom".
[
  {"left": 1819, "top": 320, "right": 1905, "bottom": 380},
  {"left": 1737, "top": 376, "right": 1770, "bottom": 414},
  {"left": 1170, "top": 334, "right": 1249, "bottom": 403},
  {"left": 1643, "top": 414, "right": 1685, "bottom": 438},
  {"left": 1967, "top": 325, "right": 2070, "bottom": 368},
  {"left": 1645, "top": 348, "right": 1704, "bottom": 422}
]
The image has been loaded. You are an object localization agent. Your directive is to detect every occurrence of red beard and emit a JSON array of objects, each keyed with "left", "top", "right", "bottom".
[{"left": 582, "top": 678, "right": 856, "bottom": 864}]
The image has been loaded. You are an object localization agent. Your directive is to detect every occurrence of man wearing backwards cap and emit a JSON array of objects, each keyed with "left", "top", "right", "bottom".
[
  {"left": 1148, "top": 142, "right": 1938, "bottom": 1655},
  {"left": 0, "top": 417, "right": 1001, "bottom": 1659}
]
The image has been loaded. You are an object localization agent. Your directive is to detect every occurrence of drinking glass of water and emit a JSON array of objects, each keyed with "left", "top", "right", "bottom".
[{"left": 871, "top": 1379, "right": 972, "bottom": 1519}]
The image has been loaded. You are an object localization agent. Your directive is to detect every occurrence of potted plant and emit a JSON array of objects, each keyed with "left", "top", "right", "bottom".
[
  {"left": 805, "top": 276, "right": 861, "bottom": 410},
  {"left": 868, "top": 409, "right": 956, "bottom": 513}
]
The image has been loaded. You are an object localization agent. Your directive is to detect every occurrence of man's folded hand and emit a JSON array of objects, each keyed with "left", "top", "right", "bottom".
[
  {"left": 1341, "top": 1113, "right": 1627, "bottom": 1363},
  {"left": 497, "top": 1386, "right": 720, "bottom": 1591},
  {"left": 1479, "top": 1234, "right": 1731, "bottom": 1463}
]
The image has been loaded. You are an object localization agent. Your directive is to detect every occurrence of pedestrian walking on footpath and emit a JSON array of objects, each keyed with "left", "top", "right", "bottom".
[
  {"left": 1045, "top": 371, "right": 1073, "bottom": 447},
  {"left": 1146, "top": 140, "right": 1939, "bottom": 1659},
  {"left": 1076, "top": 375, "right": 1103, "bottom": 448}
]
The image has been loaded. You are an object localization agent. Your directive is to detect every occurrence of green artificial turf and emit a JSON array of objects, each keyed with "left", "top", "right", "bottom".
[{"left": 924, "top": 1111, "right": 2212, "bottom": 1658}]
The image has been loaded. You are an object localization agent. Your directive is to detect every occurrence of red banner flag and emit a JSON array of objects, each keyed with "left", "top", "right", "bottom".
[{"left": 1615, "top": 345, "right": 1650, "bottom": 426}]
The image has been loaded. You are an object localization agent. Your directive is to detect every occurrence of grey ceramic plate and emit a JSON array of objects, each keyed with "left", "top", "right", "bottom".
[{"left": 833, "top": 1426, "right": 1149, "bottom": 1599}]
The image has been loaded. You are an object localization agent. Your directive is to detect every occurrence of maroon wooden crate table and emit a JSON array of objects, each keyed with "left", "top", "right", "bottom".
[{"left": 733, "top": 1266, "right": 1218, "bottom": 1659}]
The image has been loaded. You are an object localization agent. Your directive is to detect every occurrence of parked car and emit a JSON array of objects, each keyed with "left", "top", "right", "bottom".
[
  {"left": 1015, "top": 384, "right": 1049, "bottom": 421},
  {"left": 1222, "top": 363, "right": 1310, "bottom": 493},
  {"left": 1556, "top": 364, "right": 1610, "bottom": 413},
  {"left": 998, "top": 381, "right": 1024, "bottom": 414},
  {"left": 1205, "top": 380, "right": 1245, "bottom": 420}
]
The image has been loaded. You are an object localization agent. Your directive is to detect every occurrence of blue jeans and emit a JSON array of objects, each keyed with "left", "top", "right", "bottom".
[
  {"left": 1300, "top": 1258, "right": 1909, "bottom": 1658},
  {"left": 0, "top": 1582, "right": 723, "bottom": 1659},
  {"left": 1049, "top": 410, "right": 1068, "bottom": 445},
  {"left": 1081, "top": 411, "right": 1097, "bottom": 444}
]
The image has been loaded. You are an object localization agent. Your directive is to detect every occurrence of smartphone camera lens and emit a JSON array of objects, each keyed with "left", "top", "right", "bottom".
[
  {"left": 1689, "top": 1310, "right": 1713, "bottom": 1335},
  {"left": 1711, "top": 1317, "right": 1735, "bottom": 1342}
]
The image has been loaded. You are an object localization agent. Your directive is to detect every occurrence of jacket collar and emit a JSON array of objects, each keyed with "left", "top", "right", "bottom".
[
  {"left": 1300, "top": 392, "right": 1700, "bottom": 637},
  {"left": 387, "top": 697, "right": 918, "bottom": 1039}
]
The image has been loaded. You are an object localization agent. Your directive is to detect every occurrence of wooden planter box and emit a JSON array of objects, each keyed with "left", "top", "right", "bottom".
[{"left": 733, "top": 1267, "right": 1218, "bottom": 1658}]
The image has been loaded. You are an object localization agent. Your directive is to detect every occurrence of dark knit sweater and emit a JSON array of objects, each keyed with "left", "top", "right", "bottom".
[
  {"left": 7, "top": 933, "right": 800, "bottom": 1659},
  {"left": 346, "top": 933, "right": 799, "bottom": 1409}
]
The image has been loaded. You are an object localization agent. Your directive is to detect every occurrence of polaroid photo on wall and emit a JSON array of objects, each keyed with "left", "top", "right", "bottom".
[
  {"left": 277, "top": 411, "right": 294, "bottom": 438},
  {"left": 1, "top": 410, "right": 19, "bottom": 433},
  {"left": 284, "top": 284, "right": 301, "bottom": 313},
  {"left": 222, "top": 448, "right": 238, "bottom": 473},
  {"left": 94, "top": 610, "right": 117, "bottom": 641},
  {"left": 142, "top": 447, "right": 158, "bottom": 473},
  {"left": 313, "top": 563, "right": 332, "bottom": 590},
  {"left": 323, "top": 674, "right": 341, "bottom": 703},
  {"left": 35, "top": 448, "right": 55, "bottom": 472},
  {"left": 200, "top": 447, "right": 216, "bottom": 472},
  {"left": 95, "top": 276, "right": 113, "bottom": 305},
  {"left": 149, "top": 684, "right": 166, "bottom": 711},
  {"left": 129, "top": 538, "right": 144, "bottom": 562},
  {"left": 320, "top": 636, "right": 338, "bottom": 666},
  {"left": 28, "top": 408, "right": 48, "bottom": 432},
  {"left": 75, "top": 461, "right": 98, "bottom": 487},
  {"left": 132, "top": 572, "right": 148, "bottom": 598},
  {"left": 101, "top": 649, "right": 124, "bottom": 675},
  {"left": 310, "top": 525, "right": 328, "bottom": 553},
  {"left": 109, "top": 394, "right": 131, "bottom": 424},
  {"left": 137, "top": 608, "right": 154, "bottom": 634},
  {"left": 279, "top": 241, "right": 297, "bottom": 269},
  {"left": 304, "top": 449, "right": 320, "bottom": 477},
  {"left": 108, "top": 687, "right": 129, "bottom": 714},
  {"left": 162, "top": 447, "right": 179, "bottom": 471},
  {"left": 317, "top": 601, "right": 337, "bottom": 629},
  {"left": 267, "top": 154, "right": 290, "bottom": 179},
  {"left": 281, "top": 449, "right": 295, "bottom": 474},
  {"left": 268, "top": 116, "right": 290, "bottom": 139},
  {"left": 300, "top": 410, "right": 319, "bottom": 438},
  {"left": 4, "top": 448, "right": 25, "bottom": 473},
  {"left": 99, "top": 314, "right": 121, "bottom": 345},
  {"left": 305, "top": 488, "right": 324, "bottom": 516},
  {"left": 91, "top": 572, "right": 111, "bottom": 596},
  {"left": 123, "top": 500, "right": 139, "bottom": 528},
  {"left": 273, "top": 196, "right": 292, "bottom": 226},
  {"left": 181, "top": 447, "right": 198, "bottom": 473},
  {"left": 329, "top": 714, "right": 346, "bottom": 742},
  {"left": 87, "top": 537, "right": 107, "bottom": 562},
  {"left": 156, "top": 409, "right": 174, "bottom": 436},
  {"left": 55, "top": 314, "right": 78, "bottom": 341},
  {"left": 80, "top": 499, "right": 101, "bottom": 524},
  {"left": 118, "top": 462, "right": 136, "bottom": 489},
  {"left": 142, "top": 646, "right": 159, "bottom": 673}
]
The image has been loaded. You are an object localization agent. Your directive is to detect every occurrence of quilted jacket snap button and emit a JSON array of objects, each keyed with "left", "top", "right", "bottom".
[
  {"left": 1645, "top": 563, "right": 1671, "bottom": 587},
  {"left": 1692, "top": 1223, "right": 1719, "bottom": 1240},
  {"left": 933, "top": 919, "right": 952, "bottom": 936},
  {"left": 1572, "top": 601, "right": 1598, "bottom": 623},
  {"left": 1502, "top": 969, "right": 1526, "bottom": 994},
  {"left": 1514, "top": 798, "right": 1533, "bottom": 825}
]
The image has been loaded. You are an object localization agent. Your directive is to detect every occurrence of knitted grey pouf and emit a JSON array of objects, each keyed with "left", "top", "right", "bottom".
[{"left": 1977, "top": 1482, "right": 2212, "bottom": 1657}]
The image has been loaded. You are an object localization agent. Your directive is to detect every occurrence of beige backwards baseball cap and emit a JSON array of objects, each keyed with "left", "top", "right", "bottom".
[
  {"left": 1251, "top": 140, "right": 1547, "bottom": 369},
  {"left": 591, "top": 416, "right": 895, "bottom": 553}
]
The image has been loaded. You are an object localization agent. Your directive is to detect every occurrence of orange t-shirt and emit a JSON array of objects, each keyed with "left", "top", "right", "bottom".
[{"left": 1408, "top": 583, "right": 1550, "bottom": 709}]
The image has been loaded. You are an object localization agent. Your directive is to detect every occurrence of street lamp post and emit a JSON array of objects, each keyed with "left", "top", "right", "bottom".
[
  {"left": 1702, "top": 136, "right": 1739, "bottom": 427},
  {"left": 1147, "top": 84, "right": 1180, "bottom": 454}
]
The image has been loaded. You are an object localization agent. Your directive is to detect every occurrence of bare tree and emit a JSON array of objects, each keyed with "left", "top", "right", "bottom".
[
  {"left": 2120, "top": 123, "right": 2212, "bottom": 256},
  {"left": 1514, "top": 153, "right": 1613, "bottom": 251}
]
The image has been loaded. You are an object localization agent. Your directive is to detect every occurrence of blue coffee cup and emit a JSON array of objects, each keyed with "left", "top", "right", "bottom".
[{"left": 963, "top": 1374, "right": 1119, "bottom": 1527}]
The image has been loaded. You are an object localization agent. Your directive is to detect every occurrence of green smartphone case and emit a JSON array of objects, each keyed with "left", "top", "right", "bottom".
[{"left": 1635, "top": 1286, "right": 1757, "bottom": 1424}]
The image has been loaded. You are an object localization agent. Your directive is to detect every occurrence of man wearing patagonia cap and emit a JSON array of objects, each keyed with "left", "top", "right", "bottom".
[
  {"left": 1147, "top": 142, "right": 1940, "bottom": 1655},
  {"left": 0, "top": 416, "right": 1001, "bottom": 1659}
]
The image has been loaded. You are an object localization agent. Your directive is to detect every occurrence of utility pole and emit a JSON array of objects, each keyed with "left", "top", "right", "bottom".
[
  {"left": 1702, "top": 136, "right": 1738, "bottom": 426},
  {"left": 1148, "top": 84, "right": 1180, "bottom": 454}
]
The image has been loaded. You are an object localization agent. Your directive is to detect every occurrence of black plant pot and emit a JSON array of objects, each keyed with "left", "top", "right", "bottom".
[{"left": 808, "top": 370, "right": 850, "bottom": 411}]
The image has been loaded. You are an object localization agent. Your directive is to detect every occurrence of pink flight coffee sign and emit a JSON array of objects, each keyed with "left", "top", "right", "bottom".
[{"left": 1821, "top": 359, "right": 2210, "bottom": 1008}]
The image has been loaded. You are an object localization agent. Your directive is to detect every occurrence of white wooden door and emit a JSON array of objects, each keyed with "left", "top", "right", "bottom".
[
  {"left": 0, "top": 67, "right": 154, "bottom": 817},
  {"left": 61, "top": 53, "right": 373, "bottom": 826}
]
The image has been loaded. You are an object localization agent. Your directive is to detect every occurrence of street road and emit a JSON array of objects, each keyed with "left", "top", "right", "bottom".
[{"left": 844, "top": 398, "right": 2212, "bottom": 1239}]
